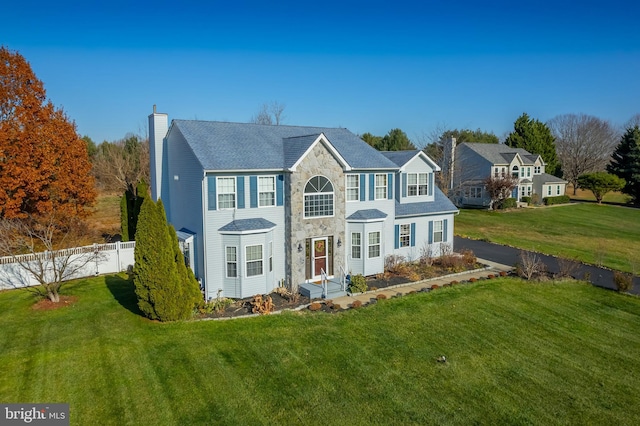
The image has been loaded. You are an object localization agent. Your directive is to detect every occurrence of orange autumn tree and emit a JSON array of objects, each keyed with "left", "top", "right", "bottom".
[{"left": 0, "top": 46, "right": 96, "bottom": 220}]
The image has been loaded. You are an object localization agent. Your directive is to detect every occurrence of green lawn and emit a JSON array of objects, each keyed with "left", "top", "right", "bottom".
[
  {"left": 1, "top": 275, "right": 640, "bottom": 425},
  {"left": 455, "top": 203, "right": 640, "bottom": 273}
]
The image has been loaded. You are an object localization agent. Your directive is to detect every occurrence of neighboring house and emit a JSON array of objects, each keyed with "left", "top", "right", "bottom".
[
  {"left": 149, "top": 107, "right": 458, "bottom": 300},
  {"left": 449, "top": 141, "right": 567, "bottom": 207}
]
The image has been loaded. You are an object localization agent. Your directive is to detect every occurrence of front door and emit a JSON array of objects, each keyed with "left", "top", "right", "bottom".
[{"left": 312, "top": 237, "right": 328, "bottom": 279}]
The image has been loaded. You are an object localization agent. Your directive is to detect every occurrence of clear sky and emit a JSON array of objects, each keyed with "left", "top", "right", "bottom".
[{"left": 2, "top": 0, "right": 639, "bottom": 145}]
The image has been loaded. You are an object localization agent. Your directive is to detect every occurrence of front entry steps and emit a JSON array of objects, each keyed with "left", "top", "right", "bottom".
[{"left": 299, "top": 279, "right": 347, "bottom": 299}]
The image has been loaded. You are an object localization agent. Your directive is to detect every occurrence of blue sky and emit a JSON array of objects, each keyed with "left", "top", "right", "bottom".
[{"left": 3, "top": 0, "right": 639, "bottom": 145}]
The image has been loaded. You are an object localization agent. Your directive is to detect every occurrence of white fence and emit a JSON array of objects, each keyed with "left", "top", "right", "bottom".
[{"left": 0, "top": 241, "right": 136, "bottom": 290}]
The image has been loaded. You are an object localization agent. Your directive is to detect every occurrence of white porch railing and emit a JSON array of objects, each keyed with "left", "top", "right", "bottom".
[{"left": 320, "top": 268, "right": 328, "bottom": 299}]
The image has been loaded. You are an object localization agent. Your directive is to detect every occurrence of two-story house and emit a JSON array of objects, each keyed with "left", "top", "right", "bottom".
[
  {"left": 449, "top": 141, "right": 567, "bottom": 208},
  {"left": 149, "top": 107, "right": 458, "bottom": 300}
]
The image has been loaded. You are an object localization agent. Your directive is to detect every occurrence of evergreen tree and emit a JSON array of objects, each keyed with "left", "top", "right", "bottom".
[
  {"left": 607, "top": 126, "right": 640, "bottom": 203},
  {"left": 133, "top": 198, "right": 200, "bottom": 321},
  {"left": 505, "top": 113, "right": 560, "bottom": 176}
]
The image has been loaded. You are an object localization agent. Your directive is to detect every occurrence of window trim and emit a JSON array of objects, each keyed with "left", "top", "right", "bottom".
[
  {"left": 225, "top": 246, "right": 237, "bottom": 278},
  {"left": 399, "top": 224, "right": 410, "bottom": 248},
  {"left": 258, "top": 176, "right": 276, "bottom": 208},
  {"left": 407, "top": 172, "right": 428, "bottom": 197},
  {"left": 304, "top": 175, "right": 334, "bottom": 218},
  {"left": 368, "top": 231, "right": 381, "bottom": 258},
  {"left": 346, "top": 174, "right": 359, "bottom": 202},
  {"left": 351, "top": 232, "right": 361, "bottom": 259},
  {"left": 268, "top": 241, "right": 273, "bottom": 272},
  {"left": 374, "top": 174, "right": 387, "bottom": 200},
  {"left": 433, "top": 220, "right": 444, "bottom": 244},
  {"left": 217, "top": 176, "right": 236, "bottom": 210},
  {"left": 245, "top": 244, "right": 264, "bottom": 277}
]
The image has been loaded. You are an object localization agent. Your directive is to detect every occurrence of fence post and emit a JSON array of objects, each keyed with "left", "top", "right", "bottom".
[{"left": 115, "top": 241, "right": 120, "bottom": 272}]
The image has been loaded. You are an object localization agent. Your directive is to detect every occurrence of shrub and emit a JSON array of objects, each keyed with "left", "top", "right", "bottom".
[
  {"left": 543, "top": 195, "right": 570, "bottom": 205},
  {"left": 407, "top": 271, "right": 421, "bottom": 281},
  {"left": 199, "top": 297, "right": 233, "bottom": 314},
  {"left": 521, "top": 196, "right": 531, "bottom": 204},
  {"left": 308, "top": 302, "right": 322, "bottom": 311},
  {"left": 351, "top": 300, "right": 362, "bottom": 309},
  {"left": 531, "top": 193, "right": 542, "bottom": 205},
  {"left": 460, "top": 249, "right": 476, "bottom": 266},
  {"left": 250, "top": 294, "right": 274, "bottom": 314},
  {"left": 499, "top": 197, "right": 517, "bottom": 209},
  {"left": 385, "top": 254, "right": 406, "bottom": 273},
  {"left": 349, "top": 274, "right": 368, "bottom": 294},
  {"left": 556, "top": 257, "right": 580, "bottom": 279},
  {"left": 516, "top": 251, "right": 546, "bottom": 280},
  {"left": 613, "top": 271, "right": 634, "bottom": 293}
]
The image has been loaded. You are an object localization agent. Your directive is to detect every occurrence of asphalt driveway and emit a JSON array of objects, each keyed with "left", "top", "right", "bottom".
[{"left": 455, "top": 236, "right": 640, "bottom": 295}]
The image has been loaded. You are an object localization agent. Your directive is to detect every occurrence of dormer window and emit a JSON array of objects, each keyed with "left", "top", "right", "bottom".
[
  {"left": 407, "top": 173, "right": 428, "bottom": 196},
  {"left": 534, "top": 166, "right": 541, "bottom": 174},
  {"left": 304, "top": 176, "right": 334, "bottom": 218}
]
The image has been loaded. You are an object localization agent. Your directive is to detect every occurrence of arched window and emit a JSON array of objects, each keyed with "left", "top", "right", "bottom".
[
  {"left": 304, "top": 176, "right": 334, "bottom": 218},
  {"left": 512, "top": 165, "right": 519, "bottom": 178}
]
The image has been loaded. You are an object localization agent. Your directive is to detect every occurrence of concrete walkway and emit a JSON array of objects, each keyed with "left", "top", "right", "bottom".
[{"left": 326, "top": 258, "right": 513, "bottom": 309}]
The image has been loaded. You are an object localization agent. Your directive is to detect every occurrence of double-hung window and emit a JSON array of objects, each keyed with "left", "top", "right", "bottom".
[
  {"left": 368, "top": 232, "right": 381, "bottom": 258},
  {"left": 217, "top": 177, "right": 236, "bottom": 209},
  {"left": 246, "top": 245, "right": 263, "bottom": 277},
  {"left": 433, "top": 220, "right": 443, "bottom": 243},
  {"left": 226, "top": 247, "right": 237, "bottom": 278},
  {"left": 346, "top": 175, "right": 359, "bottom": 201},
  {"left": 407, "top": 173, "right": 428, "bottom": 196},
  {"left": 351, "top": 232, "right": 361, "bottom": 259},
  {"left": 375, "top": 174, "right": 387, "bottom": 200},
  {"left": 259, "top": 176, "right": 275, "bottom": 207},
  {"left": 399, "top": 224, "right": 410, "bottom": 247}
]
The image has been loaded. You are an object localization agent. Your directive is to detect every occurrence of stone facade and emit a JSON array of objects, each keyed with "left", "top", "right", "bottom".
[{"left": 285, "top": 140, "right": 346, "bottom": 288}]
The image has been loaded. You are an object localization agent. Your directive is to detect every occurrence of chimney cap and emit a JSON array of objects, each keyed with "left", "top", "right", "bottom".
[{"left": 153, "top": 104, "right": 157, "bottom": 114}]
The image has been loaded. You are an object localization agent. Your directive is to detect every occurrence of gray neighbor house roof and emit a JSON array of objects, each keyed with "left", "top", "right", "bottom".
[
  {"left": 461, "top": 143, "right": 542, "bottom": 166},
  {"left": 171, "top": 120, "right": 398, "bottom": 171}
]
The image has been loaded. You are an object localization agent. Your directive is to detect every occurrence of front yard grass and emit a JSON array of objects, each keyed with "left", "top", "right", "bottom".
[
  {"left": 455, "top": 203, "right": 640, "bottom": 273},
  {"left": 1, "top": 275, "right": 639, "bottom": 425}
]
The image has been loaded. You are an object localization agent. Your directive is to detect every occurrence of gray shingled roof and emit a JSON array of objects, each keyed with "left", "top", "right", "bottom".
[
  {"left": 171, "top": 120, "right": 398, "bottom": 171},
  {"left": 218, "top": 218, "right": 276, "bottom": 233},
  {"left": 346, "top": 209, "right": 388, "bottom": 221},
  {"left": 460, "top": 143, "right": 540, "bottom": 166},
  {"left": 380, "top": 150, "right": 419, "bottom": 167},
  {"left": 396, "top": 187, "right": 459, "bottom": 217},
  {"left": 533, "top": 173, "right": 567, "bottom": 184}
]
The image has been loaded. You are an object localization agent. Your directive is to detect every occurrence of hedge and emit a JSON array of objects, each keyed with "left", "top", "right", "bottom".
[{"left": 543, "top": 195, "right": 570, "bottom": 205}]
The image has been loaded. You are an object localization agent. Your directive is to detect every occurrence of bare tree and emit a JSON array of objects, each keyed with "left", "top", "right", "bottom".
[
  {"left": 92, "top": 134, "right": 150, "bottom": 194},
  {"left": 0, "top": 215, "right": 105, "bottom": 302},
  {"left": 516, "top": 251, "right": 546, "bottom": 280},
  {"left": 547, "top": 114, "right": 619, "bottom": 194},
  {"left": 483, "top": 174, "right": 519, "bottom": 210},
  {"left": 250, "top": 101, "right": 286, "bottom": 125}
]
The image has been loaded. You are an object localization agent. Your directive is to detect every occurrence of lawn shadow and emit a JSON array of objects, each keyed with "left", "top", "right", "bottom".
[{"left": 105, "top": 274, "right": 143, "bottom": 316}]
